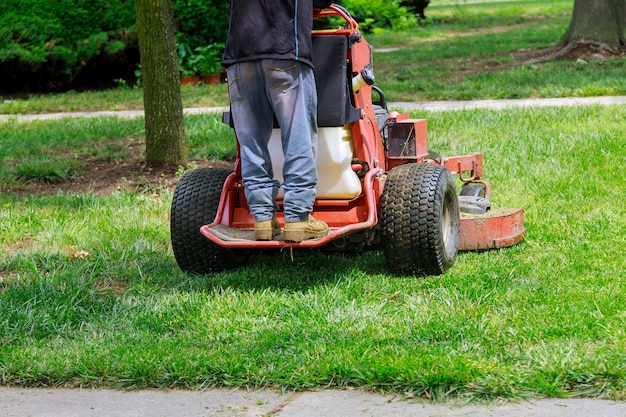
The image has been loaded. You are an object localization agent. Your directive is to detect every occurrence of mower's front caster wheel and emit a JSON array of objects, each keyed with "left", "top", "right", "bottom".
[
  {"left": 380, "top": 163, "right": 460, "bottom": 276},
  {"left": 170, "top": 167, "right": 249, "bottom": 274},
  {"left": 460, "top": 183, "right": 487, "bottom": 198}
]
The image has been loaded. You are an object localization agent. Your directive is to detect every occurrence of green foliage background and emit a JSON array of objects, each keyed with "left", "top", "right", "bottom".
[
  {"left": 338, "top": 0, "right": 415, "bottom": 33},
  {"left": 0, "top": 0, "right": 230, "bottom": 91},
  {"left": 0, "top": 0, "right": 136, "bottom": 69},
  {"left": 172, "top": 0, "right": 229, "bottom": 54},
  {"left": 0, "top": 0, "right": 411, "bottom": 92}
]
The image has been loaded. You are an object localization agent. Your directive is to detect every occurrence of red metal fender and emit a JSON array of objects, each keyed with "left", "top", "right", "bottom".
[{"left": 458, "top": 208, "right": 526, "bottom": 251}]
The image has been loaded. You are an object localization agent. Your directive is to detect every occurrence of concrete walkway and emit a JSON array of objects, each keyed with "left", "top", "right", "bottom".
[
  {"left": 2, "top": 96, "right": 626, "bottom": 123},
  {"left": 2, "top": 386, "right": 626, "bottom": 417},
  {"left": 388, "top": 95, "right": 626, "bottom": 112}
]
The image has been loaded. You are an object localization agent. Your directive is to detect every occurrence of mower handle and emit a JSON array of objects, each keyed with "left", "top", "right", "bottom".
[{"left": 314, "top": 3, "right": 359, "bottom": 31}]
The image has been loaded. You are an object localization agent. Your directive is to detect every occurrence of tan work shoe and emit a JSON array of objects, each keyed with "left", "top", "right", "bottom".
[
  {"left": 254, "top": 217, "right": 281, "bottom": 241},
  {"left": 283, "top": 215, "right": 329, "bottom": 242}
]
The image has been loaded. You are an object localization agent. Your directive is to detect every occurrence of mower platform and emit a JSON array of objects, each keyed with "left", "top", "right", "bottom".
[
  {"left": 198, "top": 167, "right": 383, "bottom": 250},
  {"left": 203, "top": 224, "right": 350, "bottom": 248}
]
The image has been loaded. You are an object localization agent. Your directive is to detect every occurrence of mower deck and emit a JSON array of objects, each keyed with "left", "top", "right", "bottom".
[{"left": 459, "top": 207, "right": 526, "bottom": 251}]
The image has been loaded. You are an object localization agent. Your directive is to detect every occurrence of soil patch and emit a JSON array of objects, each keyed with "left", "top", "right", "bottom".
[
  {"left": 451, "top": 42, "right": 624, "bottom": 80},
  {"left": 3, "top": 142, "right": 234, "bottom": 197}
]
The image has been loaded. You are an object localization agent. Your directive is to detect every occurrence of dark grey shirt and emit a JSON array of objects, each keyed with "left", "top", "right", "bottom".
[{"left": 222, "top": 0, "right": 332, "bottom": 68}]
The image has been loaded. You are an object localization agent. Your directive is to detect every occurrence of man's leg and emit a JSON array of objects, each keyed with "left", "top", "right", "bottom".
[
  {"left": 228, "top": 61, "right": 281, "bottom": 239},
  {"left": 266, "top": 60, "right": 328, "bottom": 241},
  {"left": 266, "top": 60, "right": 318, "bottom": 222},
  {"left": 228, "top": 61, "right": 280, "bottom": 221}
]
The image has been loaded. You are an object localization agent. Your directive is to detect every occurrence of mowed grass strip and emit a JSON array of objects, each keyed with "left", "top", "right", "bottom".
[{"left": 1, "top": 105, "right": 624, "bottom": 400}]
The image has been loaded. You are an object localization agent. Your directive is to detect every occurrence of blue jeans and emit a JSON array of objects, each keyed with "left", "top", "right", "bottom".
[{"left": 227, "top": 59, "right": 318, "bottom": 223}]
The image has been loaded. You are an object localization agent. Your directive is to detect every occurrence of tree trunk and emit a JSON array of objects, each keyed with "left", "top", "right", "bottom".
[
  {"left": 136, "top": 0, "right": 187, "bottom": 168},
  {"left": 560, "top": 0, "right": 626, "bottom": 51},
  {"left": 400, "top": 0, "right": 430, "bottom": 20}
]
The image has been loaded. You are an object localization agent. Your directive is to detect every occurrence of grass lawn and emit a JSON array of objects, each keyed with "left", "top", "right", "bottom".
[
  {"left": 1, "top": 0, "right": 626, "bottom": 403},
  {"left": 1, "top": 104, "right": 625, "bottom": 400}
]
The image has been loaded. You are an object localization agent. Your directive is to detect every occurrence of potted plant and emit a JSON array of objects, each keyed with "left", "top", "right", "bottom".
[
  {"left": 177, "top": 43, "right": 200, "bottom": 86},
  {"left": 195, "top": 43, "right": 224, "bottom": 84}
]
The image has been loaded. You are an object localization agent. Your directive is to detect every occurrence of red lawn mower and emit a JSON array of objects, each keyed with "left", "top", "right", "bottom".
[{"left": 170, "top": 4, "right": 525, "bottom": 276}]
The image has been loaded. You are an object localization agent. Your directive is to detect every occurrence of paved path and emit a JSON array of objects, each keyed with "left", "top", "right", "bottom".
[
  {"left": 389, "top": 95, "right": 626, "bottom": 111},
  {"left": 2, "top": 96, "right": 626, "bottom": 123},
  {"left": 0, "top": 106, "right": 228, "bottom": 122},
  {"left": 2, "top": 387, "right": 626, "bottom": 417}
]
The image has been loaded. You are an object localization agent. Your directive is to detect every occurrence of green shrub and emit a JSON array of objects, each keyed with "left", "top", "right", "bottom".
[
  {"left": 338, "top": 0, "right": 415, "bottom": 33},
  {"left": 172, "top": 0, "right": 230, "bottom": 52},
  {"left": 0, "top": 0, "right": 136, "bottom": 70}
]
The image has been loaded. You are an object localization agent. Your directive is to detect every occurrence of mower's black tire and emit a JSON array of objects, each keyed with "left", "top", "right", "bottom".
[
  {"left": 170, "top": 168, "right": 249, "bottom": 274},
  {"left": 380, "top": 163, "right": 460, "bottom": 276}
]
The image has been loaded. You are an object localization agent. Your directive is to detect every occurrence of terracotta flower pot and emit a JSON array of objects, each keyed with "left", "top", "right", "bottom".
[
  {"left": 180, "top": 76, "right": 201, "bottom": 86},
  {"left": 201, "top": 74, "right": 222, "bottom": 85}
]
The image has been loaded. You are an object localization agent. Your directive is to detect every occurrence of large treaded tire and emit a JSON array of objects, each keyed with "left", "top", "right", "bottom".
[
  {"left": 380, "top": 163, "right": 460, "bottom": 276},
  {"left": 170, "top": 168, "right": 248, "bottom": 274}
]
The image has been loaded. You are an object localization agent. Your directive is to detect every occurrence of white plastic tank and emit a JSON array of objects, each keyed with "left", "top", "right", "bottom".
[{"left": 268, "top": 125, "right": 362, "bottom": 199}]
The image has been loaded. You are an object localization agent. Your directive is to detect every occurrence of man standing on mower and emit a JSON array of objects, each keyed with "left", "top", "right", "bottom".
[{"left": 222, "top": 0, "right": 331, "bottom": 242}]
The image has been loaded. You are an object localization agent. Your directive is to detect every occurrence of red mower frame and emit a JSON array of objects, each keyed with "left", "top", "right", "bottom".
[{"left": 170, "top": 4, "right": 525, "bottom": 276}]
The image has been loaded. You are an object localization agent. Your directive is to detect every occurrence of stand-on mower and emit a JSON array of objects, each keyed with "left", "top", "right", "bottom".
[{"left": 170, "top": 4, "right": 526, "bottom": 276}]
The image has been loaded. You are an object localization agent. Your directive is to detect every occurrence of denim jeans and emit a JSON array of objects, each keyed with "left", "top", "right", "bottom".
[{"left": 227, "top": 59, "right": 318, "bottom": 223}]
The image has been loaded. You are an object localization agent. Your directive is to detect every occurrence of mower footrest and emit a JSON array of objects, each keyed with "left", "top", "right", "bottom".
[
  {"left": 201, "top": 223, "right": 356, "bottom": 249},
  {"left": 207, "top": 224, "right": 257, "bottom": 242}
]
